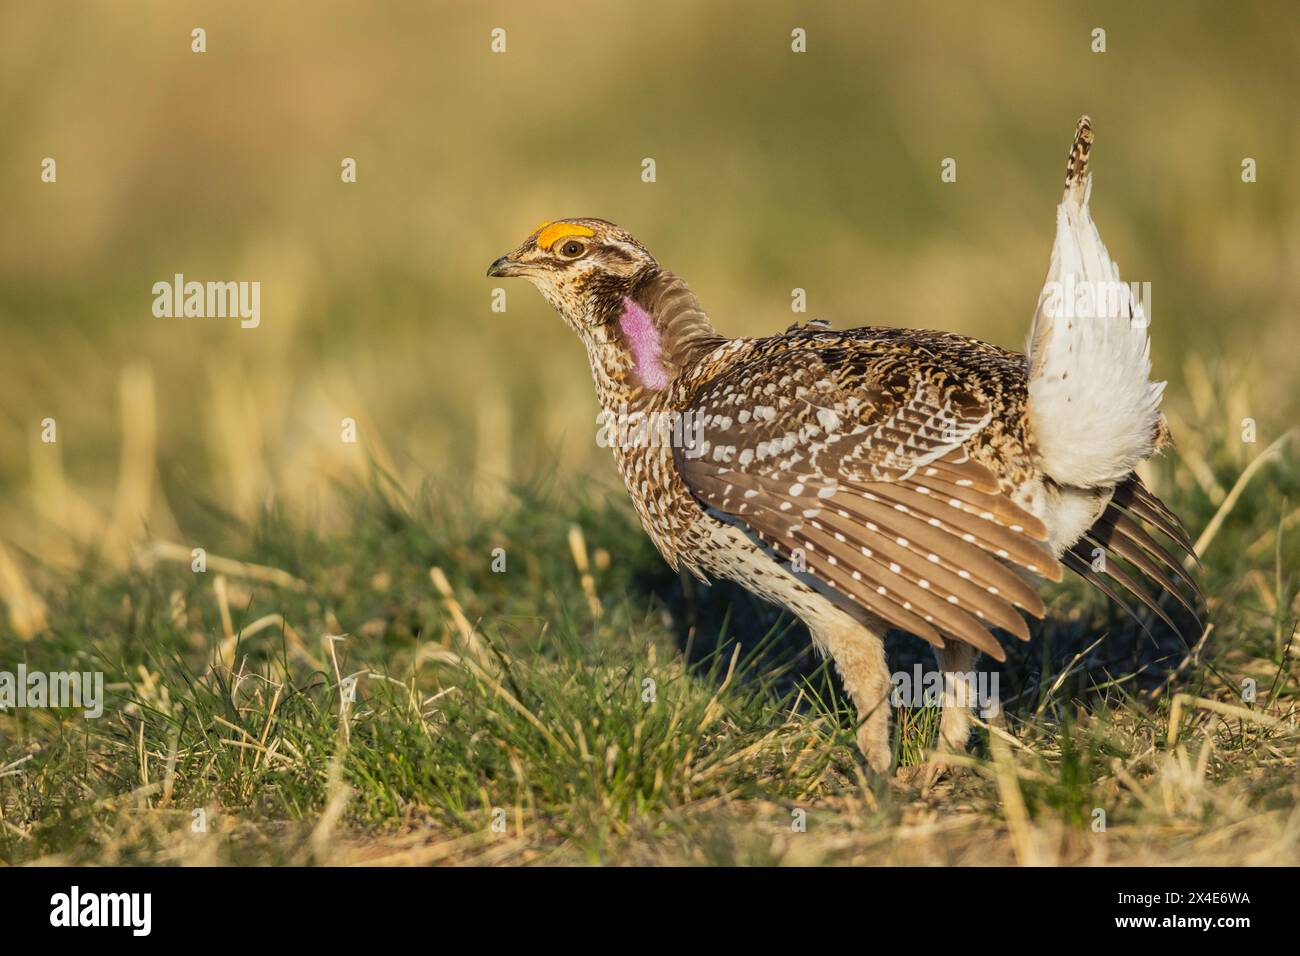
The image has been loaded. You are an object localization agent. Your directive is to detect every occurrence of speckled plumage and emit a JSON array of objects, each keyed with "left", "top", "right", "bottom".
[{"left": 487, "top": 118, "right": 1202, "bottom": 774}]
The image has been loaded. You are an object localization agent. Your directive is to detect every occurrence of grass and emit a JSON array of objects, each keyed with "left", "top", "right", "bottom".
[{"left": 2, "top": 375, "right": 1297, "bottom": 865}]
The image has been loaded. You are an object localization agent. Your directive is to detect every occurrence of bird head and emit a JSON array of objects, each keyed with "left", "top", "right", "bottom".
[{"left": 486, "top": 218, "right": 659, "bottom": 332}]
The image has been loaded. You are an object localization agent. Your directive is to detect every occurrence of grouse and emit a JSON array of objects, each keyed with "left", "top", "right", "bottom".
[{"left": 487, "top": 117, "right": 1202, "bottom": 773}]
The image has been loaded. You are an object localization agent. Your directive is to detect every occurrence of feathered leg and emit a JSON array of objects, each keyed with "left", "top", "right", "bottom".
[
  {"left": 814, "top": 619, "right": 893, "bottom": 774},
  {"left": 935, "top": 641, "right": 979, "bottom": 755},
  {"left": 898, "top": 641, "right": 980, "bottom": 789}
]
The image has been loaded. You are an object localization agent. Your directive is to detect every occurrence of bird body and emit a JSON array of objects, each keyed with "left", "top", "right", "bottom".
[{"left": 488, "top": 118, "right": 1201, "bottom": 774}]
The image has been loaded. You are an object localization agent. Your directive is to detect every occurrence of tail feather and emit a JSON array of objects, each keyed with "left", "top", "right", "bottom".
[
  {"left": 1068, "top": 476, "right": 1205, "bottom": 645},
  {"left": 1112, "top": 478, "right": 1200, "bottom": 561},
  {"left": 1063, "top": 113, "right": 1093, "bottom": 206},
  {"left": 1027, "top": 116, "right": 1166, "bottom": 488}
]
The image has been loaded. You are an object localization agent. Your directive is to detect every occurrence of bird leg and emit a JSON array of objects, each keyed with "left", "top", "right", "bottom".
[
  {"left": 816, "top": 620, "right": 893, "bottom": 774},
  {"left": 934, "top": 641, "right": 979, "bottom": 756},
  {"left": 896, "top": 641, "right": 982, "bottom": 790}
]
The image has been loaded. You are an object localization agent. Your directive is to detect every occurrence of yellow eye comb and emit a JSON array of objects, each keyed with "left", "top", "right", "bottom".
[{"left": 534, "top": 222, "right": 595, "bottom": 251}]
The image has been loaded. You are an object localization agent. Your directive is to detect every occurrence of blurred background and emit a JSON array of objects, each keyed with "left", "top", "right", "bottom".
[{"left": 1, "top": 0, "right": 1296, "bottom": 586}]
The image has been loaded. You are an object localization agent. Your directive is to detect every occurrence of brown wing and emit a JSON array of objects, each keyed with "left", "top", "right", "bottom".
[
  {"left": 674, "top": 348, "right": 1061, "bottom": 661},
  {"left": 1063, "top": 476, "right": 1205, "bottom": 644}
]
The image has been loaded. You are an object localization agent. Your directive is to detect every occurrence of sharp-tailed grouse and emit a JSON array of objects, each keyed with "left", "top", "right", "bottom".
[{"left": 487, "top": 117, "right": 1202, "bottom": 774}]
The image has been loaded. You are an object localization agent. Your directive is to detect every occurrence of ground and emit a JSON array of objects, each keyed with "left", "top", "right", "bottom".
[{"left": 1, "top": 396, "right": 1296, "bottom": 865}]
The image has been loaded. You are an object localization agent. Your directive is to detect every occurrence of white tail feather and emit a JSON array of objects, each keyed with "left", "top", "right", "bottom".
[{"left": 1026, "top": 117, "right": 1165, "bottom": 488}]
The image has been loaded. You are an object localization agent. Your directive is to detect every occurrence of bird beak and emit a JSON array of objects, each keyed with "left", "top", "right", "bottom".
[{"left": 487, "top": 255, "right": 526, "bottom": 278}]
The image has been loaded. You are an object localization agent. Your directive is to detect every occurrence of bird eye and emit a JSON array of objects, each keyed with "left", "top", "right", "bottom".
[{"left": 559, "top": 240, "right": 586, "bottom": 258}]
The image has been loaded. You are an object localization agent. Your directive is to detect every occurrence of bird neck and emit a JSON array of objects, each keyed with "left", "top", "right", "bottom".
[{"left": 583, "top": 268, "right": 723, "bottom": 413}]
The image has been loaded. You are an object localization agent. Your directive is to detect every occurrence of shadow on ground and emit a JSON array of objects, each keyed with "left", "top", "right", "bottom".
[{"left": 634, "top": 562, "right": 1201, "bottom": 719}]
